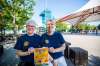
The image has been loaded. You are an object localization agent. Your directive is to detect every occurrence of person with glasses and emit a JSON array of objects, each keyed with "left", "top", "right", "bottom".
[{"left": 14, "top": 19, "right": 41, "bottom": 66}]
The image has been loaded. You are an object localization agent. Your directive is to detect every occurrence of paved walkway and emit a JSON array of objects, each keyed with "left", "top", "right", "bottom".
[
  {"left": 0, "top": 43, "right": 19, "bottom": 66},
  {"left": 63, "top": 34, "right": 100, "bottom": 66}
]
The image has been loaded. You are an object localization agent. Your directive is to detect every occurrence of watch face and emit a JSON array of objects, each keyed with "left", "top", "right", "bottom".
[
  {"left": 45, "top": 39, "right": 49, "bottom": 44},
  {"left": 24, "top": 41, "right": 29, "bottom": 47}
]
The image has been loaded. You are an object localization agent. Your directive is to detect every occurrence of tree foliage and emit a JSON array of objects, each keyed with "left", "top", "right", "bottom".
[
  {"left": 78, "top": 23, "right": 96, "bottom": 30},
  {"left": 0, "top": 0, "right": 35, "bottom": 32},
  {"left": 56, "top": 22, "right": 69, "bottom": 32}
]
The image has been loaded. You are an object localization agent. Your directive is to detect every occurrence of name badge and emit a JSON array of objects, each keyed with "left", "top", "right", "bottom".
[
  {"left": 24, "top": 41, "right": 29, "bottom": 47},
  {"left": 45, "top": 39, "right": 49, "bottom": 44}
]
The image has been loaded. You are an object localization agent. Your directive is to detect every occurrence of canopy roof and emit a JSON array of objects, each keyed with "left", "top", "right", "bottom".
[{"left": 57, "top": 0, "right": 100, "bottom": 26}]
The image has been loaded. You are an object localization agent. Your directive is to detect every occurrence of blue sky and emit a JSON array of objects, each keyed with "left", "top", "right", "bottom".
[{"left": 32, "top": 0, "right": 89, "bottom": 26}]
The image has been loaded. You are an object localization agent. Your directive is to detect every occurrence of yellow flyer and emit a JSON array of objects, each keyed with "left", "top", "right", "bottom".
[{"left": 34, "top": 47, "right": 49, "bottom": 65}]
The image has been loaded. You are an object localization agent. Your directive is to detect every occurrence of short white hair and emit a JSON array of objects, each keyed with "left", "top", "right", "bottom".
[{"left": 26, "top": 19, "right": 36, "bottom": 26}]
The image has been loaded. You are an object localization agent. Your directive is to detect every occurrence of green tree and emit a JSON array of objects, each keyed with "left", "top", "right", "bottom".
[
  {"left": 56, "top": 22, "right": 69, "bottom": 32},
  {"left": 90, "top": 25, "right": 96, "bottom": 30},
  {"left": 78, "top": 23, "right": 96, "bottom": 31},
  {"left": 1, "top": 0, "right": 35, "bottom": 35}
]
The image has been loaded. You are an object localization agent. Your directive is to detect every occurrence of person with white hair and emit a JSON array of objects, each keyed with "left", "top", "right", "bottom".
[{"left": 14, "top": 19, "right": 41, "bottom": 66}]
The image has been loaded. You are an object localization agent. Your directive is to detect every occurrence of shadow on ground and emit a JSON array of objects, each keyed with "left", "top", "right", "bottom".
[{"left": 88, "top": 55, "right": 100, "bottom": 66}]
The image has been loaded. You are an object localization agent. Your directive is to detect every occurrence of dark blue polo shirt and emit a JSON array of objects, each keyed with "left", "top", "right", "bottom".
[
  {"left": 41, "top": 32, "right": 65, "bottom": 59},
  {"left": 14, "top": 34, "right": 41, "bottom": 63}
]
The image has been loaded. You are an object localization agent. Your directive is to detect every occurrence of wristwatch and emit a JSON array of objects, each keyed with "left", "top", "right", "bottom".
[{"left": 51, "top": 60, "right": 54, "bottom": 63}]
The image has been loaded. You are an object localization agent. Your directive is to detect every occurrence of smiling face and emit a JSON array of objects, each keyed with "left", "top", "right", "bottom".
[
  {"left": 26, "top": 22, "right": 35, "bottom": 35},
  {"left": 46, "top": 20, "right": 55, "bottom": 33}
]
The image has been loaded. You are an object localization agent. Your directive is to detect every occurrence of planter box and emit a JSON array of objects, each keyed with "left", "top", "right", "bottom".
[
  {"left": 69, "top": 47, "right": 88, "bottom": 66},
  {"left": 64, "top": 41, "right": 71, "bottom": 59}
]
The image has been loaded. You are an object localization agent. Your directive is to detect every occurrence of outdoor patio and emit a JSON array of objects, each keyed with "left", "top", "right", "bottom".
[{"left": 0, "top": 34, "right": 100, "bottom": 66}]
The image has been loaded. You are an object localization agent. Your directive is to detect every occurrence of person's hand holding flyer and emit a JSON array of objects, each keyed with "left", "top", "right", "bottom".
[{"left": 28, "top": 47, "right": 34, "bottom": 54}]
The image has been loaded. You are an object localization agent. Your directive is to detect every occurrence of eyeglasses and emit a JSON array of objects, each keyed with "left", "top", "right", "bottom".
[{"left": 26, "top": 25, "right": 35, "bottom": 27}]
